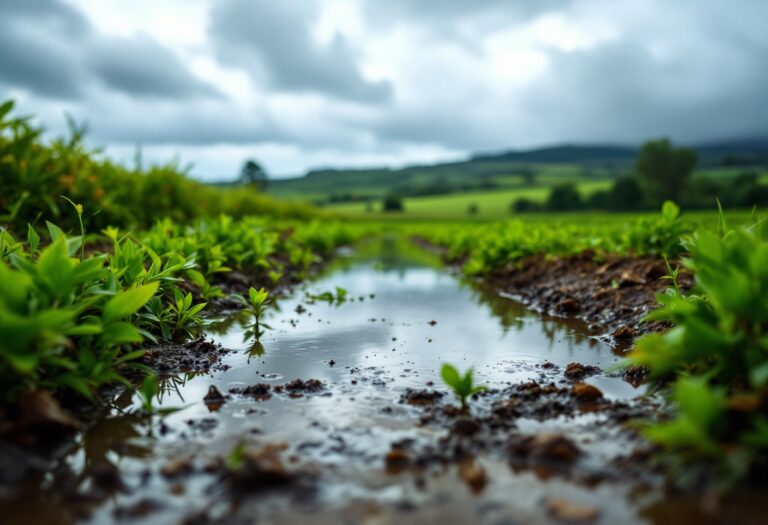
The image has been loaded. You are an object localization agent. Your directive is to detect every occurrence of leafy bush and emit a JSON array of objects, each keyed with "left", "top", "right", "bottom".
[
  {"left": 628, "top": 215, "right": 768, "bottom": 477},
  {"left": 546, "top": 183, "right": 583, "bottom": 211},
  {"left": 382, "top": 193, "right": 404, "bottom": 212},
  {"left": 0, "top": 225, "right": 160, "bottom": 401},
  {"left": 0, "top": 99, "right": 318, "bottom": 234}
]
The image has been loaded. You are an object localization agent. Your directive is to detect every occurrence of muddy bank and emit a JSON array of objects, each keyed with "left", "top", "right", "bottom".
[{"left": 433, "top": 246, "right": 694, "bottom": 345}]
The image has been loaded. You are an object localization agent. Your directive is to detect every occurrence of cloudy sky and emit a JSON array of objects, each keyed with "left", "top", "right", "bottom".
[{"left": 1, "top": 0, "right": 766, "bottom": 180}]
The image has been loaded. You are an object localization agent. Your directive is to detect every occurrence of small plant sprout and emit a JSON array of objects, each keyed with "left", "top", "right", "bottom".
[
  {"left": 239, "top": 287, "right": 272, "bottom": 341},
  {"left": 441, "top": 364, "right": 487, "bottom": 411},
  {"left": 61, "top": 196, "right": 85, "bottom": 261}
]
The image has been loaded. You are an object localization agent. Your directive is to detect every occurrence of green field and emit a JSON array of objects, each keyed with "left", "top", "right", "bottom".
[{"left": 326, "top": 180, "right": 610, "bottom": 219}]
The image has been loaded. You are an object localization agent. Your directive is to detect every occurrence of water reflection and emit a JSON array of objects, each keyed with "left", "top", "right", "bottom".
[{"left": 1, "top": 238, "right": 650, "bottom": 525}]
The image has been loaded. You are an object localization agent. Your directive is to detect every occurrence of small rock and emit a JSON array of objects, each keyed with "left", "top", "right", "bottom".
[
  {"left": 282, "top": 379, "right": 324, "bottom": 393},
  {"left": 557, "top": 298, "right": 581, "bottom": 313},
  {"left": 238, "top": 383, "right": 272, "bottom": 400},
  {"left": 546, "top": 497, "right": 600, "bottom": 523},
  {"left": 400, "top": 389, "right": 444, "bottom": 405},
  {"left": 203, "top": 386, "right": 225, "bottom": 404},
  {"left": 612, "top": 325, "right": 638, "bottom": 339},
  {"left": 385, "top": 447, "right": 411, "bottom": 474},
  {"left": 571, "top": 383, "right": 603, "bottom": 401},
  {"left": 564, "top": 362, "right": 600, "bottom": 380},
  {"left": 458, "top": 460, "right": 487, "bottom": 494},
  {"left": 510, "top": 433, "right": 581, "bottom": 464}
]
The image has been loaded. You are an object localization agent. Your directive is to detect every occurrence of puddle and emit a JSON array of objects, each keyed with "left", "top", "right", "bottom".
[{"left": 0, "top": 239, "right": 743, "bottom": 525}]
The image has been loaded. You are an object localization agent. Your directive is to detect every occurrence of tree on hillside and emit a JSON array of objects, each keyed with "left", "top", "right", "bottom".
[
  {"left": 546, "top": 182, "right": 582, "bottom": 211},
  {"left": 382, "top": 193, "right": 404, "bottom": 212},
  {"left": 608, "top": 176, "right": 643, "bottom": 210},
  {"left": 635, "top": 139, "right": 697, "bottom": 203},
  {"left": 240, "top": 159, "right": 268, "bottom": 189}
]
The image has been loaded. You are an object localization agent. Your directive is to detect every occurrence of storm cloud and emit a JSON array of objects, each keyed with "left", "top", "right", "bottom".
[
  {"left": 0, "top": 0, "right": 766, "bottom": 178},
  {"left": 209, "top": 0, "right": 391, "bottom": 103},
  {"left": 0, "top": 0, "right": 219, "bottom": 101}
]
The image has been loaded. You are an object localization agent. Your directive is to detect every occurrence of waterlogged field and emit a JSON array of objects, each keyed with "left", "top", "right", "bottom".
[{"left": 2, "top": 102, "right": 768, "bottom": 524}]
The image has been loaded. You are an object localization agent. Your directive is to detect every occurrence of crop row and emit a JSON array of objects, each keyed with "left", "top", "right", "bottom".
[{"left": 0, "top": 216, "right": 367, "bottom": 402}]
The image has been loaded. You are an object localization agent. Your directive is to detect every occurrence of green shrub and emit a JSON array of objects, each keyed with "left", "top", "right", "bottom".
[{"left": 629, "top": 215, "right": 768, "bottom": 477}]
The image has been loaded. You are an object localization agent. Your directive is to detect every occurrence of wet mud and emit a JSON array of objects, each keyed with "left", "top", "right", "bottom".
[{"left": 476, "top": 250, "right": 694, "bottom": 344}]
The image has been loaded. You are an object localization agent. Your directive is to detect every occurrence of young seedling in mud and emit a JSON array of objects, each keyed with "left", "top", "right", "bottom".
[
  {"left": 239, "top": 287, "right": 273, "bottom": 342},
  {"left": 441, "top": 364, "right": 487, "bottom": 412}
]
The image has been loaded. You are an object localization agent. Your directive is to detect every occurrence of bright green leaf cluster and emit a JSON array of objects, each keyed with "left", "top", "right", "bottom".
[
  {"left": 441, "top": 363, "right": 487, "bottom": 411},
  {"left": 629, "top": 216, "right": 768, "bottom": 474}
]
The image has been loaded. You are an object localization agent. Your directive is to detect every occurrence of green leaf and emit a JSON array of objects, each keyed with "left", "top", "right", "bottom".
[
  {"left": 0, "top": 99, "right": 14, "bottom": 120},
  {"left": 441, "top": 363, "right": 460, "bottom": 389},
  {"left": 46, "top": 221, "right": 65, "bottom": 242},
  {"left": 27, "top": 225, "right": 40, "bottom": 253},
  {"left": 65, "top": 323, "right": 103, "bottom": 336},
  {"left": 101, "top": 321, "right": 143, "bottom": 345},
  {"left": 674, "top": 377, "right": 725, "bottom": 432},
  {"left": 115, "top": 349, "right": 146, "bottom": 364},
  {"left": 661, "top": 200, "right": 680, "bottom": 222},
  {"left": 103, "top": 282, "right": 160, "bottom": 323},
  {"left": 37, "top": 238, "right": 75, "bottom": 298}
]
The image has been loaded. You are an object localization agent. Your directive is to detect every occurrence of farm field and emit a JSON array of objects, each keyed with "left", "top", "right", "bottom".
[
  {"left": 3, "top": 1, "right": 768, "bottom": 521},
  {"left": 325, "top": 180, "right": 612, "bottom": 219}
]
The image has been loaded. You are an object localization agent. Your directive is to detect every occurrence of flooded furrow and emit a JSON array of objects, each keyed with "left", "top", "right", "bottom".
[{"left": 3, "top": 240, "right": 710, "bottom": 525}]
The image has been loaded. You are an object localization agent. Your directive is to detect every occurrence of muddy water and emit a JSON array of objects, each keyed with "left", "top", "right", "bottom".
[{"left": 3, "top": 240, "right": 690, "bottom": 525}]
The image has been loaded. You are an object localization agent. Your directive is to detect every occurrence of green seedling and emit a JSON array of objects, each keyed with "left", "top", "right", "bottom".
[
  {"left": 238, "top": 287, "right": 272, "bottom": 341},
  {"left": 441, "top": 364, "right": 487, "bottom": 411},
  {"left": 61, "top": 196, "right": 85, "bottom": 261}
]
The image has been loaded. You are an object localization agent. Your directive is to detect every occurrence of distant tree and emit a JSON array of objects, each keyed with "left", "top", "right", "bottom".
[
  {"left": 608, "top": 176, "right": 643, "bottom": 210},
  {"left": 585, "top": 190, "right": 609, "bottom": 209},
  {"left": 635, "top": 138, "right": 697, "bottom": 203},
  {"left": 511, "top": 197, "right": 541, "bottom": 213},
  {"left": 467, "top": 203, "right": 479, "bottom": 216},
  {"left": 240, "top": 159, "right": 268, "bottom": 189},
  {"left": 382, "top": 193, "right": 404, "bottom": 212},
  {"left": 546, "top": 183, "right": 582, "bottom": 211}
]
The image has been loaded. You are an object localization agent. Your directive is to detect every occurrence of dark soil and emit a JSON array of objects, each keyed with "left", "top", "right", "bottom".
[
  {"left": 141, "top": 337, "right": 232, "bottom": 375},
  {"left": 479, "top": 250, "right": 693, "bottom": 343}
]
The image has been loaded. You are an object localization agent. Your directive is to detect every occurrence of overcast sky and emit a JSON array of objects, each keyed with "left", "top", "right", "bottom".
[{"left": 1, "top": 0, "right": 766, "bottom": 180}]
